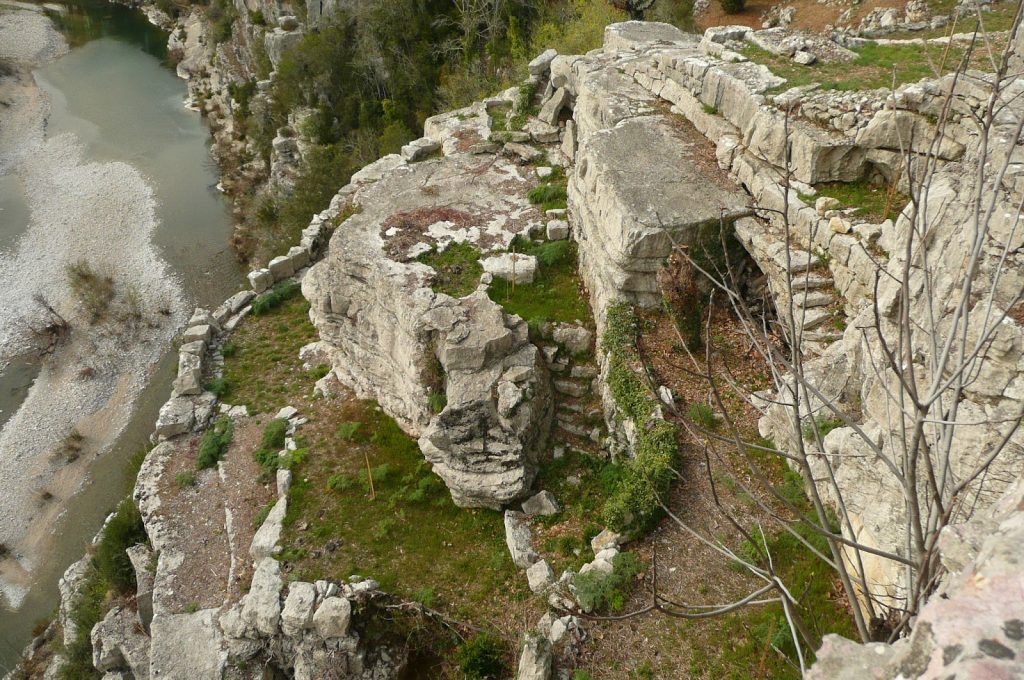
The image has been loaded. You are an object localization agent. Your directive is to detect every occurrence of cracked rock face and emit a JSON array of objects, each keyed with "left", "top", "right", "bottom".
[{"left": 303, "top": 142, "right": 552, "bottom": 509}]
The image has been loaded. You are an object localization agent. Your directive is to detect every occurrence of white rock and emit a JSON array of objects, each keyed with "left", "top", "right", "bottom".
[
  {"left": 546, "top": 219, "right": 569, "bottom": 240},
  {"left": 528, "top": 49, "right": 558, "bottom": 76},
  {"left": 522, "top": 490, "right": 560, "bottom": 516},
  {"left": 281, "top": 582, "right": 318, "bottom": 636},
  {"left": 248, "top": 268, "right": 273, "bottom": 293},
  {"left": 482, "top": 253, "right": 538, "bottom": 285},
  {"left": 313, "top": 596, "right": 352, "bottom": 639},
  {"left": 590, "top": 529, "right": 622, "bottom": 554},
  {"left": 504, "top": 510, "right": 540, "bottom": 569},
  {"left": 268, "top": 255, "right": 295, "bottom": 280},
  {"left": 527, "top": 559, "right": 555, "bottom": 593}
]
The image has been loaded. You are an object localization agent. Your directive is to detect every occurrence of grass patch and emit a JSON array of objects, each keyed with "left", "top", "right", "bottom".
[
  {"left": 744, "top": 41, "right": 970, "bottom": 93},
  {"left": 253, "top": 418, "right": 289, "bottom": 481},
  {"left": 527, "top": 183, "right": 568, "bottom": 212},
  {"left": 813, "top": 181, "right": 908, "bottom": 223},
  {"left": 455, "top": 632, "right": 508, "bottom": 679},
  {"left": 251, "top": 280, "right": 302, "bottom": 316},
  {"left": 487, "top": 240, "right": 589, "bottom": 324},
  {"left": 279, "top": 398, "right": 527, "bottom": 624},
  {"left": 196, "top": 415, "right": 234, "bottom": 469},
  {"left": 599, "top": 303, "right": 680, "bottom": 536},
  {"left": 221, "top": 294, "right": 318, "bottom": 414},
  {"left": 417, "top": 241, "right": 484, "bottom": 298}
]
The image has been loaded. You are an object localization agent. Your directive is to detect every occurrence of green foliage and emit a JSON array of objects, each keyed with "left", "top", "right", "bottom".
[
  {"left": 813, "top": 180, "right": 908, "bottom": 223},
  {"left": 573, "top": 551, "right": 645, "bottom": 612},
  {"left": 801, "top": 415, "right": 844, "bottom": 441},
  {"left": 337, "top": 421, "right": 364, "bottom": 441},
  {"left": 252, "top": 280, "right": 301, "bottom": 316},
  {"left": 417, "top": 242, "right": 484, "bottom": 298},
  {"left": 702, "top": 103, "right": 718, "bottom": 115},
  {"left": 252, "top": 418, "right": 289, "bottom": 480},
  {"left": 197, "top": 416, "right": 234, "bottom": 469},
  {"left": 527, "top": 183, "right": 568, "bottom": 212},
  {"left": 176, "top": 471, "right": 197, "bottom": 488},
  {"left": 60, "top": 567, "right": 106, "bottom": 679},
  {"left": 207, "top": 0, "right": 236, "bottom": 43},
  {"left": 94, "top": 499, "right": 147, "bottom": 594},
  {"left": 600, "top": 303, "right": 680, "bottom": 535},
  {"left": 456, "top": 633, "right": 507, "bottom": 679},
  {"left": 428, "top": 392, "right": 448, "bottom": 414},
  {"left": 205, "top": 376, "right": 229, "bottom": 397},
  {"left": 688, "top": 402, "right": 718, "bottom": 429},
  {"left": 488, "top": 240, "right": 589, "bottom": 324},
  {"left": 573, "top": 671, "right": 594, "bottom": 680},
  {"left": 719, "top": 0, "right": 746, "bottom": 14}
]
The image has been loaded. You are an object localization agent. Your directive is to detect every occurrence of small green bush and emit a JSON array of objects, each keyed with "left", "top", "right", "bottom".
[
  {"left": 573, "top": 672, "right": 594, "bottom": 680},
  {"left": 66, "top": 260, "right": 115, "bottom": 323},
  {"left": 573, "top": 551, "right": 644, "bottom": 612},
  {"left": 252, "top": 280, "right": 301, "bottom": 316},
  {"left": 532, "top": 240, "right": 572, "bottom": 268},
  {"left": 197, "top": 416, "right": 233, "bottom": 469},
  {"left": 801, "top": 415, "right": 844, "bottom": 441},
  {"left": 337, "top": 421, "right": 363, "bottom": 441},
  {"left": 688, "top": 403, "right": 717, "bottom": 429},
  {"left": 456, "top": 632, "right": 506, "bottom": 680},
  {"left": 252, "top": 418, "right": 289, "bottom": 480},
  {"left": 719, "top": 0, "right": 746, "bottom": 13},
  {"left": 221, "top": 341, "right": 238, "bottom": 357},
  {"left": 527, "top": 183, "right": 567, "bottom": 207},
  {"left": 205, "top": 377, "right": 229, "bottom": 397},
  {"left": 176, "top": 472, "right": 197, "bottom": 488},
  {"left": 428, "top": 392, "right": 447, "bottom": 413},
  {"left": 93, "top": 499, "right": 147, "bottom": 594}
]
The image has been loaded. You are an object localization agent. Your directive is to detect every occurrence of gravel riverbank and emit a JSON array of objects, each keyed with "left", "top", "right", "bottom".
[{"left": 0, "top": 3, "right": 189, "bottom": 609}]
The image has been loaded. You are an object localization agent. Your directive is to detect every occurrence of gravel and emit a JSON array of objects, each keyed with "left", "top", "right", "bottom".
[{"left": 0, "top": 5, "right": 189, "bottom": 609}]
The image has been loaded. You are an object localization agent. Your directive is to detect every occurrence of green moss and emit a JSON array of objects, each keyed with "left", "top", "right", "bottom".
[{"left": 417, "top": 242, "right": 484, "bottom": 298}]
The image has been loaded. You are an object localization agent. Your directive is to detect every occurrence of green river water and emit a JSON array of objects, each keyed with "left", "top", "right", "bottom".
[{"left": 0, "top": 0, "right": 242, "bottom": 668}]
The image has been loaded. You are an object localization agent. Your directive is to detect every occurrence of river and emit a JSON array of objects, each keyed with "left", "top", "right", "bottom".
[{"left": 0, "top": 0, "right": 240, "bottom": 669}]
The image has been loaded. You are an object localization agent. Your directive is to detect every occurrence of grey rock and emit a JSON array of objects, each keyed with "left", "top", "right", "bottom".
[
  {"left": 546, "top": 219, "right": 569, "bottom": 240},
  {"left": 504, "top": 142, "right": 544, "bottom": 162},
  {"left": 251, "top": 497, "right": 286, "bottom": 560},
  {"left": 552, "top": 324, "right": 592, "bottom": 353},
  {"left": 528, "top": 48, "right": 558, "bottom": 76},
  {"left": 268, "top": 255, "right": 296, "bottom": 280},
  {"left": 248, "top": 268, "right": 273, "bottom": 293},
  {"left": 522, "top": 490, "right": 560, "bottom": 516},
  {"left": 281, "top": 582, "right": 318, "bottom": 636},
  {"left": 155, "top": 397, "right": 195, "bottom": 438},
  {"left": 538, "top": 87, "right": 571, "bottom": 126},
  {"left": 504, "top": 510, "right": 539, "bottom": 569},
  {"left": 526, "top": 559, "right": 555, "bottom": 593},
  {"left": 91, "top": 606, "right": 150, "bottom": 678},
  {"left": 241, "top": 557, "right": 283, "bottom": 637},
  {"left": 590, "top": 529, "right": 622, "bottom": 554},
  {"left": 482, "top": 253, "right": 538, "bottom": 284},
  {"left": 313, "top": 596, "right": 352, "bottom": 639},
  {"left": 516, "top": 633, "right": 552, "bottom": 680}
]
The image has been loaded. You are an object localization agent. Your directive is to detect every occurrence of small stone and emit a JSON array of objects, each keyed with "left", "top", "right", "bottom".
[
  {"left": 268, "top": 255, "right": 295, "bottom": 281},
  {"left": 535, "top": 167, "right": 553, "bottom": 179},
  {"left": 816, "top": 196, "right": 841, "bottom": 215},
  {"left": 313, "top": 597, "right": 352, "bottom": 639},
  {"left": 248, "top": 267, "right": 273, "bottom": 293},
  {"left": 504, "top": 142, "right": 543, "bottom": 163},
  {"left": 793, "top": 50, "right": 817, "bottom": 65},
  {"left": 522, "top": 490, "right": 560, "bottom": 516},
  {"left": 591, "top": 529, "right": 622, "bottom": 554},
  {"left": 504, "top": 510, "right": 539, "bottom": 569},
  {"left": 546, "top": 220, "right": 569, "bottom": 240},
  {"left": 527, "top": 560, "right": 555, "bottom": 593},
  {"left": 528, "top": 48, "right": 558, "bottom": 76},
  {"left": 276, "top": 406, "right": 298, "bottom": 420},
  {"left": 830, "top": 216, "right": 852, "bottom": 234},
  {"left": 280, "top": 582, "right": 317, "bottom": 636}
]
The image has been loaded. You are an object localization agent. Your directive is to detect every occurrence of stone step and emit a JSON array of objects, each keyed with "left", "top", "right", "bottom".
[
  {"left": 791, "top": 273, "right": 832, "bottom": 291},
  {"left": 795, "top": 306, "right": 833, "bottom": 332},
  {"left": 792, "top": 291, "right": 834, "bottom": 308},
  {"left": 554, "top": 379, "right": 590, "bottom": 398}
]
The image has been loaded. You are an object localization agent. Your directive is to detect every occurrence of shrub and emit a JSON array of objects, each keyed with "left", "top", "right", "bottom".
[
  {"left": 428, "top": 392, "right": 447, "bottom": 414},
  {"left": 66, "top": 260, "right": 115, "bottom": 323},
  {"left": 573, "top": 551, "right": 645, "bottom": 612},
  {"left": 719, "top": 0, "right": 746, "bottom": 13},
  {"left": 688, "top": 403, "right": 717, "bottom": 429},
  {"left": 527, "top": 183, "right": 567, "bottom": 208},
  {"left": 456, "top": 633, "right": 506, "bottom": 680},
  {"left": 337, "top": 421, "right": 364, "bottom": 441},
  {"left": 93, "top": 499, "right": 147, "bottom": 594},
  {"left": 252, "top": 280, "right": 301, "bottom": 316},
  {"left": 801, "top": 415, "right": 844, "bottom": 441},
  {"left": 532, "top": 240, "right": 572, "bottom": 268},
  {"left": 253, "top": 418, "right": 288, "bottom": 480},
  {"left": 197, "top": 416, "right": 233, "bottom": 469},
  {"left": 205, "top": 377, "right": 229, "bottom": 397},
  {"left": 221, "top": 340, "right": 238, "bottom": 357}
]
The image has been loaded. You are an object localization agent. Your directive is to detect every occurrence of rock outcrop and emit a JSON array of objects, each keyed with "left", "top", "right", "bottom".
[{"left": 303, "top": 109, "right": 555, "bottom": 509}]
